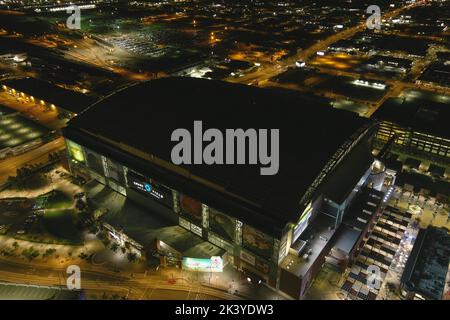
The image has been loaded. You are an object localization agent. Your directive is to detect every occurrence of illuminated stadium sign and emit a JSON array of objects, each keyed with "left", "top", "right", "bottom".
[
  {"left": 293, "top": 202, "right": 313, "bottom": 242},
  {"left": 127, "top": 171, "right": 173, "bottom": 208},
  {"left": 132, "top": 180, "right": 165, "bottom": 200},
  {"left": 182, "top": 256, "right": 224, "bottom": 272},
  {"left": 67, "top": 140, "right": 85, "bottom": 163}
]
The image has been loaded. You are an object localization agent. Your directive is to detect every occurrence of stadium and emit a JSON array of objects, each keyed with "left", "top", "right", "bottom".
[{"left": 63, "top": 77, "right": 379, "bottom": 298}]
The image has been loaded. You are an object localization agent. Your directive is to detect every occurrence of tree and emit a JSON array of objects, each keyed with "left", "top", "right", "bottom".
[
  {"left": 97, "top": 231, "right": 111, "bottom": 247},
  {"left": 7, "top": 176, "right": 15, "bottom": 184},
  {"left": 386, "top": 282, "right": 396, "bottom": 293},
  {"left": 88, "top": 224, "right": 99, "bottom": 234},
  {"left": 43, "top": 248, "right": 56, "bottom": 258},
  {"left": 78, "top": 252, "right": 88, "bottom": 260},
  {"left": 22, "top": 247, "right": 40, "bottom": 261},
  {"left": 127, "top": 252, "right": 138, "bottom": 263},
  {"left": 75, "top": 199, "right": 87, "bottom": 211},
  {"left": 110, "top": 243, "right": 119, "bottom": 252}
]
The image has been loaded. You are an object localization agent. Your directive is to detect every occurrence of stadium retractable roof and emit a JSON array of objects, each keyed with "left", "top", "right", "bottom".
[{"left": 65, "top": 77, "right": 373, "bottom": 237}]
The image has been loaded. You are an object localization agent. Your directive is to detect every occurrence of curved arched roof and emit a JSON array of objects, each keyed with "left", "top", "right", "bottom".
[{"left": 65, "top": 77, "right": 373, "bottom": 236}]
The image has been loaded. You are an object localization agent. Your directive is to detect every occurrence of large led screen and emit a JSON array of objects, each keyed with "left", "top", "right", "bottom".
[
  {"left": 242, "top": 224, "right": 272, "bottom": 259},
  {"left": 66, "top": 140, "right": 85, "bottom": 163},
  {"left": 180, "top": 194, "right": 202, "bottom": 224},
  {"left": 182, "top": 257, "right": 223, "bottom": 272},
  {"left": 85, "top": 149, "right": 104, "bottom": 175},
  {"left": 127, "top": 171, "right": 173, "bottom": 208},
  {"left": 209, "top": 208, "right": 235, "bottom": 242},
  {"left": 105, "top": 158, "right": 125, "bottom": 185}
]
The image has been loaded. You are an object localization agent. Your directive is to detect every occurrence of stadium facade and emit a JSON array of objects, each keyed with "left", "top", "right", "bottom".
[{"left": 63, "top": 77, "right": 380, "bottom": 298}]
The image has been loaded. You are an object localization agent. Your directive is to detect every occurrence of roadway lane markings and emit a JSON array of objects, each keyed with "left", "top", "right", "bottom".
[
  {"left": 147, "top": 286, "right": 156, "bottom": 299},
  {"left": 186, "top": 285, "right": 192, "bottom": 299},
  {"left": 194, "top": 287, "right": 200, "bottom": 300}
]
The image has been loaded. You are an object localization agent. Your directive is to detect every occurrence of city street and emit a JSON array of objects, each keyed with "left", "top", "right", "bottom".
[
  {"left": 0, "top": 255, "right": 229, "bottom": 300},
  {"left": 0, "top": 0, "right": 447, "bottom": 302},
  {"left": 0, "top": 137, "right": 64, "bottom": 185},
  {"left": 0, "top": 165, "right": 287, "bottom": 300},
  {"left": 226, "top": 2, "right": 421, "bottom": 87}
]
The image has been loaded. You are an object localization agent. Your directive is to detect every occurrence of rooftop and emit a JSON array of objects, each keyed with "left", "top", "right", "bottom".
[
  {"left": 401, "top": 226, "right": 450, "bottom": 300},
  {"left": 0, "top": 282, "right": 83, "bottom": 300},
  {"left": 280, "top": 214, "right": 337, "bottom": 277},
  {"left": 331, "top": 187, "right": 383, "bottom": 255},
  {"left": 373, "top": 90, "right": 450, "bottom": 139},
  {"left": 0, "top": 112, "right": 50, "bottom": 150},
  {"left": 364, "top": 55, "right": 413, "bottom": 69},
  {"left": 419, "top": 61, "right": 450, "bottom": 88},
  {"left": 342, "top": 187, "right": 383, "bottom": 232},
  {"left": 331, "top": 225, "right": 360, "bottom": 255},
  {"left": 65, "top": 77, "right": 372, "bottom": 237},
  {"left": 0, "top": 104, "right": 17, "bottom": 117},
  {"left": 2, "top": 77, "right": 96, "bottom": 114}
]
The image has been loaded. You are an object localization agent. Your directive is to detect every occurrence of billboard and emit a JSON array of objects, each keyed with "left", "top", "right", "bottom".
[
  {"left": 127, "top": 171, "right": 173, "bottom": 208},
  {"left": 67, "top": 140, "right": 85, "bottom": 163},
  {"left": 255, "top": 258, "right": 270, "bottom": 274},
  {"left": 182, "top": 256, "right": 223, "bottom": 272},
  {"left": 240, "top": 250, "right": 256, "bottom": 266},
  {"left": 293, "top": 202, "right": 313, "bottom": 242},
  {"left": 242, "top": 224, "right": 273, "bottom": 259},
  {"left": 105, "top": 157, "right": 125, "bottom": 185},
  {"left": 180, "top": 194, "right": 203, "bottom": 224},
  {"left": 209, "top": 208, "right": 235, "bottom": 242},
  {"left": 85, "top": 148, "right": 104, "bottom": 175}
]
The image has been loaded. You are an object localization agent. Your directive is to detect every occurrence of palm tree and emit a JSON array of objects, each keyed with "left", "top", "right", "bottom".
[{"left": 110, "top": 243, "right": 119, "bottom": 252}]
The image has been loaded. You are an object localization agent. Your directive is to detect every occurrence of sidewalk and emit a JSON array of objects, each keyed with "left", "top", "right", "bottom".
[{"left": 164, "top": 264, "right": 289, "bottom": 300}]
